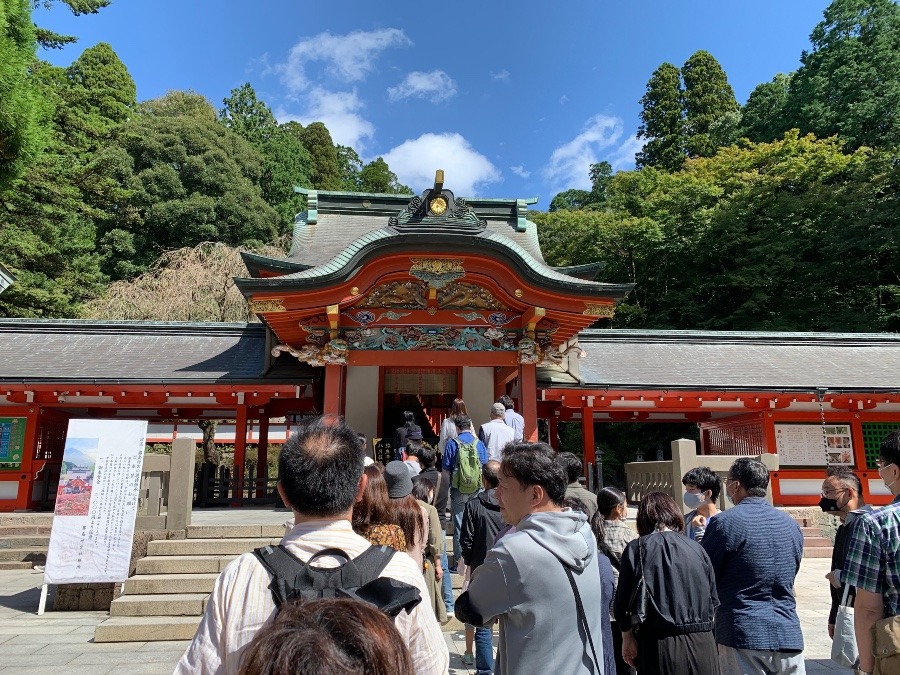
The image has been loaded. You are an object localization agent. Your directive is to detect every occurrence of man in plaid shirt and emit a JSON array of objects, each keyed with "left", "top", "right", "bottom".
[{"left": 842, "top": 431, "right": 900, "bottom": 675}]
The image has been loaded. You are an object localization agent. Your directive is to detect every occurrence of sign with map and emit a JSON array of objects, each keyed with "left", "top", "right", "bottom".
[
  {"left": 0, "top": 417, "right": 26, "bottom": 470},
  {"left": 775, "top": 423, "right": 854, "bottom": 467},
  {"left": 44, "top": 419, "right": 147, "bottom": 585}
]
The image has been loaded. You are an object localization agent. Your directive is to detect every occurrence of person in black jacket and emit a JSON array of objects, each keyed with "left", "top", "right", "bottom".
[
  {"left": 614, "top": 491, "right": 720, "bottom": 675},
  {"left": 459, "top": 460, "right": 503, "bottom": 674}
]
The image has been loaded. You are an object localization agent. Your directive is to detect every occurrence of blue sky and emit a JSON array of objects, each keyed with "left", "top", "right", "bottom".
[{"left": 37, "top": 1, "right": 831, "bottom": 205}]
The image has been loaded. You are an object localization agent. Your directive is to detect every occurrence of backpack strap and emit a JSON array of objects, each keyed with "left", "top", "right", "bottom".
[
  {"left": 253, "top": 544, "right": 307, "bottom": 608},
  {"left": 562, "top": 563, "right": 600, "bottom": 670}
]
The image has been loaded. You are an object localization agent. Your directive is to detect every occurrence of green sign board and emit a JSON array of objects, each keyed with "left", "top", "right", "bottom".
[{"left": 0, "top": 417, "right": 26, "bottom": 470}]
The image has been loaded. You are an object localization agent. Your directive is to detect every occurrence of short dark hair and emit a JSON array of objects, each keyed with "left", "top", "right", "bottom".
[
  {"left": 681, "top": 466, "right": 721, "bottom": 501},
  {"left": 482, "top": 460, "right": 500, "bottom": 488},
  {"left": 563, "top": 496, "right": 588, "bottom": 514},
  {"left": 636, "top": 491, "right": 685, "bottom": 536},
  {"left": 411, "top": 475, "right": 434, "bottom": 502},
  {"left": 728, "top": 458, "right": 769, "bottom": 497},
  {"left": 880, "top": 430, "right": 900, "bottom": 467},
  {"left": 279, "top": 416, "right": 363, "bottom": 516},
  {"left": 497, "top": 395, "right": 514, "bottom": 411},
  {"left": 406, "top": 442, "right": 436, "bottom": 469},
  {"left": 596, "top": 486, "right": 626, "bottom": 518},
  {"left": 826, "top": 466, "right": 863, "bottom": 495},
  {"left": 455, "top": 415, "right": 473, "bottom": 432},
  {"left": 240, "top": 598, "right": 413, "bottom": 675},
  {"left": 557, "top": 452, "right": 583, "bottom": 484},
  {"left": 500, "top": 442, "right": 566, "bottom": 505}
]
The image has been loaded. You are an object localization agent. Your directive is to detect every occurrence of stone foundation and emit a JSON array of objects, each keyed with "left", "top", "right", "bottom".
[{"left": 53, "top": 528, "right": 185, "bottom": 611}]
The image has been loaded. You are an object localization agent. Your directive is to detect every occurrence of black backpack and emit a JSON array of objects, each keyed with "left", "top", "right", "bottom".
[{"left": 252, "top": 544, "right": 422, "bottom": 618}]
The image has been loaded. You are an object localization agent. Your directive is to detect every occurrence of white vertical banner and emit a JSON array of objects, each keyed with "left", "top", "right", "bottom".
[{"left": 44, "top": 419, "right": 147, "bottom": 585}]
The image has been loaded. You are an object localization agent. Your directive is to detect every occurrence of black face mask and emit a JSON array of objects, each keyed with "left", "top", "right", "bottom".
[{"left": 818, "top": 496, "right": 840, "bottom": 512}]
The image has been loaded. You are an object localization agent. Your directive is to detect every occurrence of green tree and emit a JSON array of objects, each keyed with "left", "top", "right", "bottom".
[
  {"left": 636, "top": 62, "right": 686, "bottom": 171},
  {"left": 785, "top": 0, "right": 900, "bottom": 151},
  {"left": 336, "top": 145, "right": 362, "bottom": 190},
  {"left": 588, "top": 161, "right": 613, "bottom": 206},
  {"left": 741, "top": 74, "right": 792, "bottom": 143},
  {"left": 219, "top": 84, "right": 312, "bottom": 227},
  {"left": 681, "top": 50, "right": 741, "bottom": 157},
  {"left": 100, "top": 91, "right": 280, "bottom": 277},
  {"left": 298, "top": 121, "right": 341, "bottom": 190},
  {"left": 0, "top": 0, "right": 47, "bottom": 191},
  {"left": 548, "top": 189, "right": 592, "bottom": 212},
  {"left": 32, "top": 0, "right": 111, "bottom": 49},
  {"left": 359, "top": 156, "right": 411, "bottom": 193}
]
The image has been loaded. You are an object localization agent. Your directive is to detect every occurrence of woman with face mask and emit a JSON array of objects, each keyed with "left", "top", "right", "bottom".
[{"left": 680, "top": 466, "right": 721, "bottom": 543}]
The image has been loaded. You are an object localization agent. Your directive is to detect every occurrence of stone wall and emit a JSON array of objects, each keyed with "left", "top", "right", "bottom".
[{"left": 53, "top": 528, "right": 185, "bottom": 611}]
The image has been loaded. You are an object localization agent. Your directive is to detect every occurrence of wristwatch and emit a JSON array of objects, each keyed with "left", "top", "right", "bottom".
[{"left": 855, "top": 668, "right": 873, "bottom": 675}]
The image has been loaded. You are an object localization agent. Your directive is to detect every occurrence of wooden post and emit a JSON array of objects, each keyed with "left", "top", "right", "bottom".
[
  {"left": 549, "top": 414, "right": 559, "bottom": 451},
  {"left": 256, "top": 415, "right": 269, "bottom": 498},
  {"left": 324, "top": 364, "right": 344, "bottom": 416},
  {"left": 232, "top": 405, "right": 248, "bottom": 505},
  {"left": 520, "top": 363, "right": 538, "bottom": 442},
  {"left": 582, "top": 406, "right": 595, "bottom": 467}
]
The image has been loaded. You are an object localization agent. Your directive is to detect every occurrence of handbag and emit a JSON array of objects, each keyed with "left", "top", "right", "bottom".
[
  {"left": 831, "top": 583, "right": 857, "bottom": 668},
  {"left": 873, "top": 615, "right": 900, "bottom": 674},
  {"left": 627, "top": 536, "right": 649, "bottom": 630}
]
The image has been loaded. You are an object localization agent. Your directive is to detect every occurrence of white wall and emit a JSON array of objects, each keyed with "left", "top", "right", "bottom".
[
  {"left": 462, "top": 367, "right": 494, "bottom": 434},
  {"left": 344, "top": 366, "right": 380, "bottom": 458}
]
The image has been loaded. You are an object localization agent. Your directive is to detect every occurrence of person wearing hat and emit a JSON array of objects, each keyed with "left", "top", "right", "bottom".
[
  {"left": 384, "top": 461, "right": 428, "bottom": 567},
  {"left": 479, "top": 402, "right": 516, "bottom": 462}
]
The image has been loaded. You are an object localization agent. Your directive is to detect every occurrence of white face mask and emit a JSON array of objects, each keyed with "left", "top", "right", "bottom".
[
  {"left": 683, "top": 491, "right": 706, "bottom": 509},
  {"left": 879, "top": 463, "right": 898, "bottom": 491}
]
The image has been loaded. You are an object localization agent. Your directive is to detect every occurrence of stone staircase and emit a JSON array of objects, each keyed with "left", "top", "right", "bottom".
[
  {"left": 0, "top": 513, "right": 53, "bottom": 570},
  {"left": 94, "top": 524, "right": 283, "bottom": 643},
  {"left": 793, "top": 516, "right": 834, "bottom": 558}
]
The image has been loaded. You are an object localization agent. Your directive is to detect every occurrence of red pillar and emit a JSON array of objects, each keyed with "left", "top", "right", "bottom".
[
  {"left": 256, "top": 414, "right": 269, "bottom": 498},
  {"left": 582, "top": 406, "right": 595, "bottom": 467},
  {"left": 324, "top": 364, "right": 344, "bottom": 416},
  {"left": 233, "top": 405, "right": 248, "bottom": 504},
  {"left": 520, "top": 363, "right": 538, "bottom": 442}
]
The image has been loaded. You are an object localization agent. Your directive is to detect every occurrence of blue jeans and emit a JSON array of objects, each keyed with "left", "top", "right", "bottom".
[
  {"left": 474, "top": 624, "right": 494, "bottom": 674},
  {"left": 450, "top": 488, "right": 478, "bottom": 563},
  {"left": 440, "top": 548, "right": 453, "bottom": 612}
]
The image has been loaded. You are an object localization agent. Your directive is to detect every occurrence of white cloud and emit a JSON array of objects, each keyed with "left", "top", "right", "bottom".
[
  {"left": 491, "top": 69, "right": 510, "bottom": 81},
  {"left": 543, "top": 114, "right": 638, "bottom": 192},
  {"left": 388, "top": 70, "right": 457, "bottom": 103},
  {"left": 381, "top": 133, "right": 501, "bottom": 196},
  {"left": 279, "top": 28, "right": 411, "bottom": 92},
  {"left": 510, "top": 165, "right": 531, "bottom": 178},
  {"left": 559, "top": 95, "right": 569, "bottom": 105},
  {"left": 274, "top": 87, "right": 375, "bottom": 151}
]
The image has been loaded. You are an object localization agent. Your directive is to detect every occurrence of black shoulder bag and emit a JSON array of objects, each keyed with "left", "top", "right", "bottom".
[
  {"left": 562, "top": 562, "right": 600, "bottom": 671},
  {"left": 627, "top": 536, "right": 649, "bottom": 630}
]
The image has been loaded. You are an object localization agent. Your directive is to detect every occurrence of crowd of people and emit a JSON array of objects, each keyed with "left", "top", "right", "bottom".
[{"left": 173, "top": 402, "right": 900, "bottom": 675}]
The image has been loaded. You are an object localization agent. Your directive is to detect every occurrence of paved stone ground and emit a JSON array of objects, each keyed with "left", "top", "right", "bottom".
[{"left": 0, "top": 507, "right": 854, "bottom": 673}]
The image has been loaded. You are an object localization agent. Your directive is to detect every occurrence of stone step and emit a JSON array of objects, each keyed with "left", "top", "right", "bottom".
[
  {"left": 187, "top": 524, "right": 286, "bottom": 539},
  {"left": 125, "top": 573, "right": 219, "bottom": 595},
  {"left": 136, "top": 554, "right": 237, "bottom": 575},
  {"left": 803, "top": 546, "right": 834, "bottom": 558},
  {"left": 0, "top": 547, "right": 47, "bottom": 562},
  {"left": 0, "top": 561, "right": 35, "bottom": 570},
  {"left": 800, "top": 526, "right": 825, "bottom": 537},
  {"left": 148, "top": 537, "right": 279, "bottom": 556},
  {"left": 803, "top": 536, "right": 833, "bottom": 548},
  {"left": 0, "top": 535, "right": 51, "bottom": 548},
  {"left": 110, "top": 593, "right": 208, "bottom": 617},
  {"left": 0, "top": 514, "right": 53, "bottom": 526},
  {"left": 0, "top": 525, "right": 52, "bottom": 536},
  {"left": 94, "top": 616, "right": 201, "bottom": 643}
]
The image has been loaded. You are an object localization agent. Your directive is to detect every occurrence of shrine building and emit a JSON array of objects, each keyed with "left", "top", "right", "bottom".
[{"left": 1, "top": 176, "right": 899, "bottom": 511}]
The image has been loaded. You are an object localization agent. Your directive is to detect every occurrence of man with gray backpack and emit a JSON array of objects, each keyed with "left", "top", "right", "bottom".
[
  {"left": 442, "top": 415, "right": 489, "bottom": 566},
  {"left": 175, "top": 416, "right": 448, "bottom": 675}
]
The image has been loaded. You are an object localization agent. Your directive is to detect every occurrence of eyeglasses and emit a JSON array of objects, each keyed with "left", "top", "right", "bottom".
[
  {"left": 820, "top": 487, "right": 846, "bottom": 498},
  {"left": 877, "top": 461, "right": 897, "bottom": 471}
]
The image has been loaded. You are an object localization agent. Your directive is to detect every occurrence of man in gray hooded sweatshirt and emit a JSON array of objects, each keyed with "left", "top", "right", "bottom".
[{"left": 455, "top": 442, "right": 604, "bottom": 674}]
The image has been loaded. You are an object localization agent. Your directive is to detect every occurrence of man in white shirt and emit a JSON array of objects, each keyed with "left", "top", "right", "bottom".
[
  {"left": 479, "top": 402, "right": 516, "bottom": 461},
  {"left": 498, "top": 395, "right": 525, "bottom": 442},
  {"left": 174, "top": 416, "right": 449, "bottom": 675}
]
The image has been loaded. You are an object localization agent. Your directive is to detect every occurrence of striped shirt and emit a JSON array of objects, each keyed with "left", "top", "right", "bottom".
[
  {"left": 174, "top": 519, "right": 449, "bottom": 675},
  {"left": 843, "top": 496, "right": 900, "bottom": 617}
]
